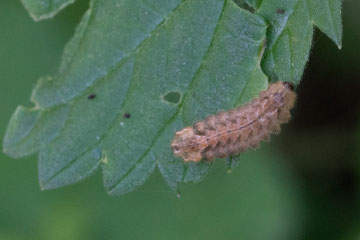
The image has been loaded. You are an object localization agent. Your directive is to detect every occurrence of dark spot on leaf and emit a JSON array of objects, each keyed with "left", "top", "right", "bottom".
[
  {"left": 163, "top": 91, "right": 181, "bottom": 104},
  {"left": 277, "top": 8, "right": 285, "bottom": 14},
  {"left": 123, "top": 113, "right": 131, "bottom": 119},
  {"left": 88, "top": 94, "right": 96, "bottom": 99}
]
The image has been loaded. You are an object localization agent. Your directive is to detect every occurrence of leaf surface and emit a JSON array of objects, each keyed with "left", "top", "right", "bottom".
[
  {"left": 3, "top": 0, "right": 342, "bottom": 195},
  {"left": 4, "top": 0, "right": 268, "bottom": 195},
  {"left": 252, "top": 0, "right": 342, "bottom": 84}
]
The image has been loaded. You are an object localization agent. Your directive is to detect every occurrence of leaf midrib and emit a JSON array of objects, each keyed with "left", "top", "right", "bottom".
[{"left": 108, "top": 0, "right": 229, "bottom": 193}]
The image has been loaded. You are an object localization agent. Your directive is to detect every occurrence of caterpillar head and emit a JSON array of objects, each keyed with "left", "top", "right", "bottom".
[{"left": 171, "top": 127, "right": 205, "bottom": 162}]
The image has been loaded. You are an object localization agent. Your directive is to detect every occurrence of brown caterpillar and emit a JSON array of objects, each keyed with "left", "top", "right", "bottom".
[{"left": 171, "top": 81, "right": 296, "bottom": 162}]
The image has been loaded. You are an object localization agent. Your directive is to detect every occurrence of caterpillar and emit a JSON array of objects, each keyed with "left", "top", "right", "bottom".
[{"left": 171, "top": 81, "right": 296, "bottom": 162}]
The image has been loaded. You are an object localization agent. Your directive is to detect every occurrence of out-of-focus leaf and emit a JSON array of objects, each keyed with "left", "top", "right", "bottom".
[{"left": 21, "top": 0, "right": 76, "bottom": 21}]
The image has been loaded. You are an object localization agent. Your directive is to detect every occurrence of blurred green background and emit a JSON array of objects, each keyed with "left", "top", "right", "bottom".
[{"left": 1, "top": 1, "right": 359, "bottom": 239}]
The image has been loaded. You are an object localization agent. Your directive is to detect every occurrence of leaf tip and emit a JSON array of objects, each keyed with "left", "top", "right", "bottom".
[
  {"left": 21, "top": 0, "right": 76, "bottom": 22},
  {"left": 337, "top": 42, "right": 342, "bottom": 50},
  {"left": 176, "top": 189, "right": 181, "bottom": 198},
  {"left": 39, "top": 181, "right": 49, "bottom": 191},
  {"left": 2, "top": 147, "right": 8, "bottom": 155},
  {"left": 1, "top": 145, "right": 19, "bottom": 159},
  {"left": 332, "top": 33, "right": 342, "bottom": 50},
  {"left": 39, "top": 181, "right": 54, "bottom": 191},
  {"left": 39, "top": 175, "right": 57, "bottom": 190},
  {"left": 39, "top": 177, "right": 67, "bottom": 191}
]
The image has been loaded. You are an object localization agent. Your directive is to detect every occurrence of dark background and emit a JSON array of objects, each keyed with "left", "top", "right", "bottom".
[{"left": 1, "top": 0, "right": 359, "bottom": 239}]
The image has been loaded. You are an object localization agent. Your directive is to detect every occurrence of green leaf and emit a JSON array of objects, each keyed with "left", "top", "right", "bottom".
[
  {"left": 308, "top": 0, "right": 342, "bottom": 48},
  {"left": 3, "top": 102, "right": 69, "bottom": 158},
  {"left": 21, "top": 0, "right": 76, "bottom": 21},
  {"left": 3, "top": 0, "right": 343, "bottom": 195},
  {"left": 3, "top": 0, "right": 268, "bottom": 195},
  {"left": 255, "top": 0, "right": 342, "bottom": 84}
]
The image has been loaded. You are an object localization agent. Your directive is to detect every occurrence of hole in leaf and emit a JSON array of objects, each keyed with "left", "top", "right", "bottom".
[{"left": 163, "top": 91, "right": 181, "bottom": 104}]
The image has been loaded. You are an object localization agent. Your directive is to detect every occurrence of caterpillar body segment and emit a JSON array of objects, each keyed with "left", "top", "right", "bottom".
[{"left": 171, "top": 82, "right": 296, "bottom": 162}]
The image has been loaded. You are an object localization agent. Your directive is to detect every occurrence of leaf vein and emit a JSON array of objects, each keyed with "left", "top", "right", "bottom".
[
  {"left": 43, "top": 0, "right": 189, "bottom": 185},
  {"left": 107, "top": 0, "right": 228, "bottom": 192}
]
